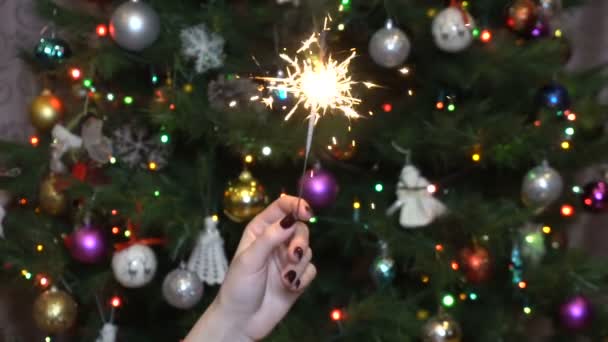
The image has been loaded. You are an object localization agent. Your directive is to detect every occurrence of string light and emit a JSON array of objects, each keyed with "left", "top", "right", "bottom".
[
  {"left": 480, "top": 29, "right": 492, "bottom": 43},
  {"left": 565, "top": 127, "right": 575, "bottom": 136},
  {"left": 447, "top": 103, "right": 456, "bottom": 111},
  {"left": 534, "top": 120, "right": 542, "bottom": 127},
  {"left": 435, "top": 244, "right": 444, "bottom": 252},
  {"left": 309, "top": 217, "right": 317, "bottom": 223},
  {"left": 561, "top": 204, "right": 574, "bottom": 217},
  {"left": 262, "top": 146, "right": 272, "bottom": 156},
  {"left": 212, "top": 214, "right": 219, "bottom": 222},
  {"left": 518, "top": 281, "right": 527, "bottom": 289},
  {"left": 183, "top": 83, "right": 194, "bottom": 93},
  {"left": 542, "top": 226, "right": 552, "bottom": 234},
  {"left": 382, "top": 103, "right": 393, "bottom": 112},
  {"left": 554, "top": 29, "right": 562, "bottom": 38},
  {"left": 30, "top": 136, "right": 39, "bottom": 147},
  {"left": 469, "top": 292, "right": 478, "bottom": 300},
  {"left": 442, "top": 294, "right": 455, "bottom": 307},
  {"left": 472, "top": 28, "right": 480, "bottom": 38},
  {"left": 427, "top": 184, "right": 437, "bottom": 194},
  {"left": 124, "top": 96, "right": 134, "bottom": 105},
  {"left": 148, "top": 161, "right": 158, "bottom": 170},
  {"left": 124, "top": 230, "right": 132, "bottom": 238},
  {"left": 96, "top": 24, "right": 108, "bottom": 37},
  {"left": 572, "top": 186, "right": 581, "bottom": 194},
  {"left": 244, "top": 155, "right": 254, "bottom": 164},
  {"left": 38, "top": 275, "right": 50, "bottom": 288},
  {"left": 83, "top": 79, "right": 93, "bottom": 88},
  {"left": 70, "top": 68, "right": 82, "bottom": 80},
  {"left": 112, "top": 226, "right": 120, "bottom": 235},
  {"left": 560, "top": 141, "right": 570, "bottom": 150},
  {"left": 523, "top": 306, "right": 532, "bottom": 315},
  {"left": 154, "top": 190, "right": 160, "bottom": 197},
  {"left": 45, "top": 336, "right": 52, "bottom": 342},
  {"left": 408, "top": 89, "right": 414, "bottom": 96},
  {"left": 374, "top": 183, "right": 384, "bottom": 192},
  {"left": 459, "top": 293, "right": 467, "bottom": 301},
  {"left": 472, "top": 153, "right": 481, "bottom": 162},
  {"left": 436, "top": 101, "right": 445, "bottom": 110},
  {"left": 111, "top": 209, "right": 119, "bottom": 216},
  {"left": 106, "top": 93, "right": 115, "bottom": 102},
  {"left": 450, "top": 261, "right": 460, "bottom": 271},
  {"left": 567, "top": 112, "right": 576, "bottom": 121},
  {"left": 353, "top": 201, "right": 361, "bottom": 209},
  {"left": 19, "top": 198, "right": 28, "bottom": 206},
  {"left": 36, "top": 244, "right": 44, "bottom": 252},
  {"left": 399, "top": 67, "right": 410, "bottom": 75},
  {"left": 331, "top": 308, "right": 344, "bottom": 321},
  {"left": 337, "top": 23, "right": 345, "bottom": 31},
  {"left": 110, "top": 296, "right": 122, "bottom": 308},
  {"left": 427, "top": 8, "right": 437, "bottom": 17},
  {"left": 421, "top": 275, "right": 430, "bottom": 283},
  {"left": 417, "top": 309, "right": 430, "bottom": 320},
  {"left": 169, "top": 103, "right": 176, "bottom": 110}
]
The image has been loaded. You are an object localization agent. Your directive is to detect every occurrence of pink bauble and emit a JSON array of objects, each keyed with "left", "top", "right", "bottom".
[
  {"left": 69, "top": 225, "right": 107, "bottom": 264},
  {"left": 298, "top": 166, "right": 339, "bottom": 209}
]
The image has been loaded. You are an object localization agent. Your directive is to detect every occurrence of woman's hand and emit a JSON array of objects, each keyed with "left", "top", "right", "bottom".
[{"left": 185, "top": 196, "right": 317, "bottom": 342}]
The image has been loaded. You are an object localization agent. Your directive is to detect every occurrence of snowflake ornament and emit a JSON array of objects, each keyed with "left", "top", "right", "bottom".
[
  {"left": 181, "top": 24, "right": 225, "bottom": 74},
  {"left": 112, "top": 125, "right": 169, "bottom": 170}
]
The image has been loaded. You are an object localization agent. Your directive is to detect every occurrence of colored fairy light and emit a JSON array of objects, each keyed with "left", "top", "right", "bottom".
[
  {"left": 169, "top": 103, "right": 176, "bottom": 110},
  {"left": 112, "top": 226, "right": 120, "bottom": 234},
  {"left": 36, "top": 244, "right": 44, "bottom": 252},
  {"left": 480, "top": 29, "right": 492, "bottom": 43},
  {"left": 353, "top": 201, "right": 361, "bottom": 209},
  {"left": 447, "top": 103, "right": 456, "bottom": 111},
  {"left": 417, "top": 310, "right": 430, "bottom": 320},
  {"left": 151, "top": 75, "right": 159, "bottom": 84},
  {"left": 331, "top": 308, "right": 344, "bottom": 321},
  {"left": 554, "top": 29, "right": 562, "bottom": 38},
  {"left": 472, "top": 153, "right": 481, "bottom": 162},
  {"left": 124, "top": 96, "right": 134, "bottom": 105},
  {"left": 106, "top": 93, "right": 115, "bottom": 101},
  {"left": 212, "top": 214, "right": 219, "bottom": 222},
  {"left": 70, "top": 68, "right": 82, "bottom": 80},
  {"left": 542, "top": 226, "right": 552, "bottom": 234},
  {"left": 262, "top": 146, "right": 272, "bottom": 156},
  {"left": 19, "top": 198, "right": 27, "bottom": 205},
  {"left": 442, "top": 294, "right": 455, "bottom": 307},
  {"left": 469, "top": 292, "right": 478, "bottom": 300},
  {"left": 459, "top": 293, "right": 467, "bottom": 301},
  {"left": 96, "top": 24, "right": 108, "bottom": 37},
  {"left": 83, "top": 79, "right": 93, "bottom": 88},
  {"left": 399, "top": 67, "right": 410, "bottom": 75},
  {"left": 523, "top": 306, "right": 532, "bottom": 315},
  {"left": 309, "top": 217, "right": 317, "bottom": 223},
  {"left": 567, "top": 112, "right": 576, "bottom": 121},
  {"left": 337, "top": 23, "right": 345, "bottom": 31},
  {"left": 572, "top": 186, "right": 581, "bottom": 193},
  {"left": 148, "top": 162, "right": 158, "bottom": 170},
  {"left": 183, "top": 83, "right": 194, "bottom": 93},
  {"left": 561, "top": 204, "right": 574, "bottom": 217},
  {"left": 154, "top": 190, "right": 160, "bottom": 197},
  {"left": 435, "top": 244, "right": 444, "bottom": 252},
  {"left": 518, "top": 281, "right": 527, "bottom": 289},
  {"left": 382, "top": 103, "right": 393, "bottom": 112},
  {"left": 421, "top": 275, "right": 430, "bottom": 283},
  {"left": 111, "top": 209, "right": 118, "bottom": 216},
  {"left": 30, "top": 136, "right": 39, "bottom": 146},
  {"left": 561, "top": 141, "right": 571, "bottom": 150},
  {"left": 374, "top": 183, "right": 384, "bottom": 192},
  {"left": 565, "top": 127, "right": 575, "bottom": 136},
  {"left": 427, "top": 184, "right": 437, "bottom": 194},
  {"left": 450, "top": 261, "right": 459, "bottom": 271},
  {"left": 160, "top": 134, "right": 170, "bottom": 144},
  {"left": 110, "top": 296, "right": 122, "bottom": 308},
  {"left": 124, "top": 230, "right": 132, "bottom": 238},
  {"left": 244, "top": 155, "right": 254, "bottom": 164},
  {"left": 472, "top": 28, "right": 480, "bottom": 38},
  {"left": 436, "top": 101, "right": 445, "bottom": 110},
  {"left": 39, "top": 276, "right": 49, "bottom": 287}
]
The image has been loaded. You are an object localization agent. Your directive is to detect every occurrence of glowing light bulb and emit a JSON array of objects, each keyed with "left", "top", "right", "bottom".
[
  {"left": 148, "top": 162, "right": 158, "bottom": 170},
  {"left": 442, "top": 294, "right": 455, "bottom": 307},
  {"left": 447, "top": 103, "right": 456, "bottom": 111},
  {"left": 96, "top": 24, "right": 108, "bottom": 37},
  {"left": 244, "top": 155, "right": 254, "bottom": 164},
  {"left": 154, "top": 190, "right": 160, "bottom": 197},
  {"left": 337, "top": 23, "right": 345, "bottom": 31},
  {"left": 331, "top": 309, "right": 344, "bottom": 321},
  {"left": 561, "top": 204, "right": 574, "bottom": 217},
  {"left": 353, "top": 201, "right": 361, "bottom": 209},
  {"left": 30, "top": 136, "right": 39, "bottom": 147},
  {"left": 160, "top": 134, "right": 169, "bottom": 144},
  {"left": 382, "top": 103, "right": 393, "bottom": 112},
  {"left": 561, "top": 141, "right": 571, "bottom": 150},
  {"left": 309, "top": 217, "right": 317, "bottom": 223},
  {"left": 542, "top": 226, "right": 551, "bottom": 234},
  {"left": 70, "top": 68, "right": 82, "bottom": 80},
  {"left": 518, "top": 281, "right": 527, "bottom": 289},
  {"left": 374, "top": 183, "right": 383, "bottom": 192},
  {"left": 523, "top": 306, "right": 532, "bottom": 315},
  {"left": 472, "top": 153, "right": 481, "bottom": 162},
  {"left": 435, "top": 244, "right": 444, "bottom": 252},
  {"left": 124, "top": 96, "right": 134, "bottom": 105},
  {"left": 450, "top": 261, "right": 459, "bottom": 270},
  {"left": 110, "top": 296, "right": 122, "bottom": 308},
  {"left": 112, "top": 226, "right": 120, "bottom": 234},
  {"left": 262, "top": 146, "right": 272, "bottom": 156},
  {"left": 436, "top": 101, "right": 445, "bottom": 110},
  {"left": 36, "top": 244, "right": 44, "bottom": 252},
  {"left": 427, "top": 184, "right": 437, "bottom": 194},
  {"left": 124, "top": 230, "right": 132, "bottom": 238}
]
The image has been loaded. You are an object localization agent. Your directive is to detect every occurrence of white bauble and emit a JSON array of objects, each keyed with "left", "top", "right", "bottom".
[
  {"left": 111, "top": 244, "right": 157, "bottom": 288},
  {"left": 432, "top": 7, "right": 475, "bottom": 53},
  {"left": 369, "top": 20, "right": 410, "bottom": 68}
]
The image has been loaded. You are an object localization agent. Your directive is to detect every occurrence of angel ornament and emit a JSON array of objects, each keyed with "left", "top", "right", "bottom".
[
  {"left": 187, "top": 216, "right": 228, "bottom": 285},
  {"left": 386, "top": 161, "right": 447, "bottom": 228},
  {"left": 96, "top": 323, "right": 117, "bottom": 342},
  {"left": 50, "top": 125, "right": 83, "bottom": 174}
]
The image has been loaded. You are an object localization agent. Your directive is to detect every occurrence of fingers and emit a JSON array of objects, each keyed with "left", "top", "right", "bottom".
[
  {"left": 287, "top": 222, "right": 310, "bottom": 264},
  {"left": 282, "top": 247, "right": 313, "bottom": 291},
  {"left": 250, "top": 195, "right": 313, "bottom": 228}
]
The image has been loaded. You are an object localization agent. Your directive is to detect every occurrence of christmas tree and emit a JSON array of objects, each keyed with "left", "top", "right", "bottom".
[{"left": 2, "top": 0, "right": 608, "bottom": 340}]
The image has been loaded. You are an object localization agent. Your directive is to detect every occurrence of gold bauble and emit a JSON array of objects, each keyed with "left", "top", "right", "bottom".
[
  {"left": 40, "top": 174, "right": 67, "bottom": 216},
  {"left": 421, "top": 314, "right": 462, "bottom": 342},
  {"left": 30, "top": 89, "right": 63, "bottom": 131},
  {"left": 223, "top": 170, "right": 268, "bottom": 223},
  {"left": 33, "top": 287, "right": 78, "bottom": 334}
]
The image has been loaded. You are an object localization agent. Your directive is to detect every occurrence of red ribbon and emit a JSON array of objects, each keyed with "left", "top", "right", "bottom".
[
  {"left": 113, "top": 210, "right": 166, "bottom": 251},
  {"left": 449, "top": 0, "right": 470, "bottom": 26}
]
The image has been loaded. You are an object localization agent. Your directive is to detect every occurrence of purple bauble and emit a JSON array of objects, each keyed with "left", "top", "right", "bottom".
[
  {"left": 559, "top": 296, "right": 592, "bottom": 331},
  {"left": 70, "top": 226, "right": 107, "bottom": 264},
  {"left": 581, "top": 180, "right": 608, "bottom": 212},
  {"left": 298, "top": 167, "right": 339, "bottom": 209}
]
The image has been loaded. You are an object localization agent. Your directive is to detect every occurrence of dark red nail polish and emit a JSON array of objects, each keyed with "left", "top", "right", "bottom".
[
  {"left": 280, "top": 214, "right": 296, "bottom": 229},
  {"left": 295, "top": 279, "right": 301, "bottom": 289},
  {"left": 285, "top": 270, "right": 296, "bottom": 283},
  {"left": 294, "top": 247, "right": 304, "bottom": 261}
]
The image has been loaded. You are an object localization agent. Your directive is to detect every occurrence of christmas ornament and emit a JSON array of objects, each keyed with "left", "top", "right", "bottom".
[
  {"left": 421, "top": 313, "right": 462, "bottom": 342},
  {"left": 111, "top": 243, "right": 157, "bottom": 288},
  {"left": 112, "top": 125, "right": 169, "bottom": 170},
  {"left": 299, "top": 164, "right": 339, "bottom": 209},
  {"left": 522, "top": 161, "right": 563, "bottom": 210},
  {"left": 539, "top": 0, "right": 562, "bottom": 21},
  {"left": 369, "top": 241, "right": 396, "bottom": 287},
  {"left": 30, "top": 90, "right": 63, "bottom": 132},
  {"left": 507, "top": 0, "right": 539, "bottom": 35},
  {"left": 518, "top": 222, "right": 546, "bottom": 266},
  {"left": 581, "top": 180, "right": 608, "bottom": 212},
  {"left": 68, "top": 225, "right": 107, "bottom": 264},
  {"left": 34, "top": 37, "right": 72, "bottom": 63},
  {"left": 460, "top": 245, "right": 491, "bottom": 283},
  {"left": 96, "top": 323, "right": 117, "bottom": 342},
  {"left": 223, "top": 170, "right": 267, "bottom": 223},
  {"left": 181, "top": 24, "right": 225, "bottom": 74},
  {"left": 369, "top": 20, "right": 410, "bottom": 68},
  {"left": 0, "top": 190, "right": 10, "bottom": 238},
  {"left": 510, "top": 241, "right": 524, "bottom": 285},
  {"left": 559, "top": 295, "right": 592, "bottom": 331},
  {"left": 432, "top": 6, "right": 475, "bottom": 53},
  {"left": 33, "top": 287, "right": 78, "bottom": 334},
  {"left": 39, "top": 174, "right": 67, "bottom": 216},
  {"left": 207, "top": 75, "right": 265, "bottom": 112},
  {"left": 162, "top": 263, "right": 204, "bottom": 309},
  {"left": 187, "top": 216, "right": 228, "bottom": 285},
  {"left": 537, "top": 83, "right": 570, "bottom": 111},
  {"left": 109, "top": 0, "right": 160, "bottom": 51},
  {"left": 386, "top": 162, "right": 446, "bottom": 228},
  {"left": 82, "top": 117, "right": 112, "bottom": 165},
  {"left": 50, "top": 125, "right": 82, "bottom": 174}
]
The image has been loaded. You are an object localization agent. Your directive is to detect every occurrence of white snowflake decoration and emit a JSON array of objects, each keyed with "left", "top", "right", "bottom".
[
  {"left": 112, "top": 125, "right": 169, "bottom": 170},
  {"left": 181, "top": 24, "right": 225, "bottom": 74}
]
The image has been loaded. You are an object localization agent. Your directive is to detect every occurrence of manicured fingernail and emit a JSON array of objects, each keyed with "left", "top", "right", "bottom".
[
  {"left": 294, "top": 247, "right": 304, "bottom": 261},
  {"left": 280, "top": 214, "right": 296, "bottom": 229},
  {"left": 295, "top": 279, "right": 301, "bottom": 289},
  {"left": 285, "top": 270, "right": 296, "bottom": 283}
]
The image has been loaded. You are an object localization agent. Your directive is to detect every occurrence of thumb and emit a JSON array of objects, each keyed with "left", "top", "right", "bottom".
[{"left": 239, "top": 214, "right": 298, "bottom": 272}]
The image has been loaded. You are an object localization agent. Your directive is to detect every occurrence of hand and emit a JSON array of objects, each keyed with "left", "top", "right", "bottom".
[{"left": 185, "top": 196, "right": 317, "bottom": 342}]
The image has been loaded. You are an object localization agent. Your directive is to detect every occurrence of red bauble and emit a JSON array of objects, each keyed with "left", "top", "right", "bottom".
[{"left": 460, "top": 246, "right": 492, "bottom": 283}]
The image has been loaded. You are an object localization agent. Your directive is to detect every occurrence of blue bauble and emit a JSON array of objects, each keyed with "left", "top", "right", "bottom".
[
  {"left": 34, "top": 38, "right": 71, "bottom": 64},
  {"left": 370, "top": 255, "right": 396, "bottom": 287},
  {"left": 537, "top": 83, "right": 570, "bottom": 111}
]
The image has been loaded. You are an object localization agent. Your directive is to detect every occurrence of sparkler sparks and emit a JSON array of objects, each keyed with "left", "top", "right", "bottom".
[{"left": 260, "top": 17, "right": 375, "bottom": 123}]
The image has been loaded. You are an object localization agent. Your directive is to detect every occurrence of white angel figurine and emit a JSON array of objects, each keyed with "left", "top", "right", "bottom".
[
  {"left": 386, "top": 164, "right": 446, "bottom": 228},
  {"left": 50, "top": 124, "right": 83, "bottom": 174},
  {"left": 187, "top": 216, "right": 229, "bottom": 285},
  {"left": 96, "top": 322, "right": 117, "bottom": 342},
  {"left": 0, "top": 190, "right": 9, "bottom": 238}
]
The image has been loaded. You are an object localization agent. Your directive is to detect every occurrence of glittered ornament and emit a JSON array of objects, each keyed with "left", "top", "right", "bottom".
[
  {"left": 39, "top": 174, "right": 67, "bottom": 216},
  {"left": 369, "top": 241, "right": 396, "bottom": 287},
  {"left": 33, "top": 287, "right": 78, "bottom": 334},
  {"left": 432, "top": 6, "right": 475, "bottom": 53},
  {"left": 109, "top": 0, "right": 160, "bottom": 51},
  {"left": 162, "top": 263, "right": 204, "bottom": 309},
  {"left": 537, "top": 83, "right": 570, "bottom": 111},
  {"left": 421, "top": 313, "right": 462, "bottom": 342},
  {"left": 581, "top": 180, "right": 608, "bottom": 212},
  {"left": 34, "top": 37, "right": 72, "bottom": 64},
  {"left": 460, "top": 245, "right": 491, "bottom": 283},
  {"left": 30, "top": 90, "right": 63, "bottom": 132},
  {"left": 369, "top": 20, "right": 410, "bottom": 68},
  {"left": 507, "top": 0, "right": 539, "bottom": 35},
  {"left": 223, "top": 170, "right": 268, "bottom": 223},
  {"left": 299, "top": 164, "right": 339, "bottom": 209},
  {"left": 181, "top": 24, "right": 225, "bottom": 74},
  {"left": 112, "top": 243, "right": 157, "bottom": 288},
  {"left": 522, "top": 161, "right": 563, "bottom": 210},
  {"left": 559, "top": 295, "right": 592, "bottom": 331},
  {"left": 68, "top": 225, "right": 107, "bottom": 264}
]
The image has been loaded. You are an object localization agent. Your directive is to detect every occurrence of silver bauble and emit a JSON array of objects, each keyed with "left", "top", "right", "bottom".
[
  {"left": 162, "top": 265, "right": 204, "bottom": 309},
  {"left": 522, "top": 161, "right": 563, "bottom": 210},
  {"left": 369, "top": 20, "right": 410, "bottom": 68},
  {"left": 110, "top": 0, "right": 160, "bottom": 51},
  {"left": 432, "top": 7, "right": 475, "bottom": 53},
  {"left": 421, "top": 314, "right": 462, "bottom": 342}
]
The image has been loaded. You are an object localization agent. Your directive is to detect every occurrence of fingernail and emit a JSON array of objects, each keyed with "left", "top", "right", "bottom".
[
  {"left": 295, "top": 279, "right": 301, "bottom": 289},
  {"left": 285, "top": 270, "right": 296, "bottom": 283},
  {"left": 294, "top": 247, "right": 304, "bottom": 261},
  {"left": 280, "top": 214, "right": 296, "bottom": 229}
]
